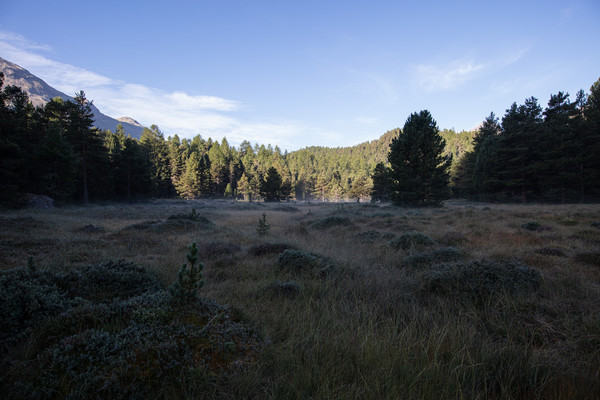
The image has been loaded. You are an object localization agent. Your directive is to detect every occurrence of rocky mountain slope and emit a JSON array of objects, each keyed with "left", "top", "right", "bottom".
[{"left": 0, "top": 57, "right": 144, "bottom": 138}]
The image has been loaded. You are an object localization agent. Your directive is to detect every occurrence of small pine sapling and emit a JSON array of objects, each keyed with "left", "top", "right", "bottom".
[
  {"left": 169, "top": 242, "right": 205, "bottom": 303},
  {"left": 256, "top": 212, "right": 271, "bottom": 236}
]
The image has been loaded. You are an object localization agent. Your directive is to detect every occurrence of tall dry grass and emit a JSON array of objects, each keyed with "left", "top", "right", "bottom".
[{"left": 1, "top": 199, "right": 599, "bottom": 399}]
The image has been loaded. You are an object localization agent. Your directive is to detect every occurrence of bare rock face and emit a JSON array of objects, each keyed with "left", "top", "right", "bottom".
[
  {"left": 22, "top": 193, "right": 54, "bottom": 209},
  {"left": 0, "top": 57, "right": 145, "bottom": 138}
]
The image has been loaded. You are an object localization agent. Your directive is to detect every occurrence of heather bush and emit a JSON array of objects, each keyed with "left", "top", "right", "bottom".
[
  {"left": 521, "top": 221, "right": 541, "bottom": 231},
  {"left": 4, "top": 293, "right": 262, "bottom": 399},
  {"left": 310, "top": 215, "right": 352, "bottom": 230},
  {"left": 591, "top": 222, "right": 600, "bottom": 229},
  {"left": 422, "top": 260, "right": 542, "bottom": 299},
  {"left": 0, "top": 267, "right": 78, "bottom": 355},
  {"left": 74, "top": 224, "right": 104, "bottom": 233},
  {"left": 389, "top": 231, "right": 435, "bottom": 251},
  {"left": 277, "top": 249, "right": 336, "bottom": 274},
  {"left": 248, "top": 242, "right": 297, "bottom": 256},
  {"left": 402, "top": 247, "right": 465, "bottom": 268},
  {"left": 67, "top": 260, "right": 164, "bottom": 302}
]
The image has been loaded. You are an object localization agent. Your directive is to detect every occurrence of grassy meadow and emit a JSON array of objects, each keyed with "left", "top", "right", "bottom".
[{"left": 1, "top": 199, "right": 600, "bottom": 399}]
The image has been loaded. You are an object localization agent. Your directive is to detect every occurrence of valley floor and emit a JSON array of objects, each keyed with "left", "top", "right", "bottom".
[{"left": 1, "top": 199, "right": 599, "bottom": 399}]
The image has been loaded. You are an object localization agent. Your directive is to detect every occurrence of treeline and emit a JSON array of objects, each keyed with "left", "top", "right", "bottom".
[
  {"left": 0, "top": 71, "right": 474, "bottom": 205},
  {"left": 452, "top": 78, "right": 600, "bottom": 202}
]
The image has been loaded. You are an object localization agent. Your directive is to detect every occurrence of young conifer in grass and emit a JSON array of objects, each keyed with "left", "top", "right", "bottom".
[
  {"left": 257, "top": 212, "right": 271, "bottom": 236},
  {"left": 169, "top": 242, "right": 204, "bottom": 302}
]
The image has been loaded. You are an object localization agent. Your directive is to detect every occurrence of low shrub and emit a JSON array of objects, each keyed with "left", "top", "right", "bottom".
[
  {"left": 535, "top": 247, "right": 568, "bottom": 257},
  {"left": 574, "top": 252, "right": 600, "bottom": 267},
  {"left": 248, "top": 242, "right": 297, "bottom": 256},
  {"left": 389, "top": 231, "right": 435, "bottom": 251},
  {"left": 277, "top": 249, "right": 336, "bottom": 274},
  {"left": 590, "top": 222, "right": 600, "bottom": 229},
  {"left": 310, "top": 216, "right": 352, "bottom": 230},
  {"left": 521, "top": 222, "right": 541, "bottom": 231},
  {"left": 402, "top": 247, "right": 465, "bottom": 268},
  {"left": 257, "top": 280, "right": 302, "bottom": 299},
  {"left": 1, "top": 248, "right": 262, "bottom": 399},
  {"left": 421, "top": 260, "right": 542, "bottom": 299}
]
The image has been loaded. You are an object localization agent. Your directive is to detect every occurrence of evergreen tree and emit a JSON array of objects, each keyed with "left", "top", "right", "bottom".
[
  {"left": 370, "top": 162, "right": 392, "bottom": 202},
  {"left": 65, "top": 91, "right": 109, "bottom": 204},
  {"left": 140, "top": 124, "right": 173, "bottom": 197},
  {"left": 388, "top": 110, "right": 452, "bottom": 207},
  {"left": 260, "top": 166, "right": 284, "bottom": 201}
]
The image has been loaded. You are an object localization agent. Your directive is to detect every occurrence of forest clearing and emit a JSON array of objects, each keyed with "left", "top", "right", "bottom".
[{"left": 1, "top": 199, "right": 599, "bottom": 399}]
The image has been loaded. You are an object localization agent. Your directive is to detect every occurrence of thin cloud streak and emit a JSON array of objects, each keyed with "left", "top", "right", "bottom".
[
  {"left": 0, "top": 30, "right": 313, "bottom": 148},
  {"left": 415, "top": 60, "right": 484, "bottom": 92}
]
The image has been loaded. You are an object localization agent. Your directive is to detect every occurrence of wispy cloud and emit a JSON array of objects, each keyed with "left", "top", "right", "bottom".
[
  {"left": 415, "top": 60, "right": 484, "bottom": 92},
  {"left": 0, "top": 30, "right": 308, "bottom": 148}
]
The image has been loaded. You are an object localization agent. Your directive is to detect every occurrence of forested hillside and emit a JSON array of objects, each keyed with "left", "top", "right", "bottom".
[{"left": 1, "top": 70, "right": 598, "bottom": 206}]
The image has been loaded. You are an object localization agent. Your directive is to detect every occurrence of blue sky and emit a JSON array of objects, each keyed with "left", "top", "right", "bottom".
[{"left": 1, "top": 0, "right": 599, "bottom": 150}]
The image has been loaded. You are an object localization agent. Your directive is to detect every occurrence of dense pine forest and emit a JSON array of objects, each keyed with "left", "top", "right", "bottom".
[{"left": 1, "top": 71, "right": 599, "bottom": 206}]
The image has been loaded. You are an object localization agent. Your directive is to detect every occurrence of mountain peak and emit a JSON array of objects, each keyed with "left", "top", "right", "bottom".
[{"left": 0, "top": 57, "right": 145, "bottom": 138}]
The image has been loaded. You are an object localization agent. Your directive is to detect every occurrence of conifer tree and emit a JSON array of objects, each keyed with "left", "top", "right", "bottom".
[{"left": 388, "top": 110, "right": 452, "bottom": 207}]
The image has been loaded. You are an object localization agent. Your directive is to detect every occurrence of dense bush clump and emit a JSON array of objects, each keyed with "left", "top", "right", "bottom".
[
  {"left": 590, "top": 222, "right": 600, "bottom": 229},
  {"left": 422, "top": 260, "right": 542, "bottom": 299},
  {"left": 123, "top": 210, "right": 214, "bottom": 232},
  {"left": 310, "top": 216, "right": 352, "bottom": 230},
  {"left": 0, "top": 250, "right": 262, "bottom": 399},
  {"left": 389, "top": 231, "right": 435, "bottom": 251},
  {"left": 277, "top": 249, "right": 337, "bottom": 274},
  {"left": 248, "top": 242, "right": 297, "bottom": 256},
  {"left": 402, "top": 247, "right": 465, "bottom": 268},
  {"left": 521, "top": 222, "right": 542, "bottom": 231},
  {"left": 68, "top": 260, "right": 164, "bottom": 301}
]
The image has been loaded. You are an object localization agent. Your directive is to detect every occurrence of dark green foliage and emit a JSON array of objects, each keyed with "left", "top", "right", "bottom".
[
  {"left": 422, "top": 260, "right": 542, "bottom": 299},
  {"left": 590, "top": 222, "right": 600, "bottom": 229},
  {"left": 370, "top": 162, "right": 392, "bottom": 202},
  {"left": 169, "top": 242, "right": 205, "bottom": 303},
  {"left": 256, "top": 212, "right": 271, "bottom": 236},
  {"left": 310, "top": 215, "right": 352, "bottom": 229},
  {"left": 260, "top": 167, "right": 286, "bottom": 201},
  {"left": 68, "top": 260, "right": 164, "bottom": 302},
  {"left": 402, "top": 247, "right": 465, "bottom": 268},
  {"left": 388, "top": 110, "right": 452, "bottom": 207},
  {"left": 574, "top": 252, "right": 600, "bottom": 267},
  {"left": 257, "top": 280, "right": 302, "bottom": 299},
  {"left": 521, "top": 222, "right": 542, "bottom": 231},
  {"left": 1, "top": 282, "right": 261, "bottom": 399},
  {"left": 535, "top": 247, "right": 568, "bottom": 257},
  {"left": 389, "top": 231, "right": 435, "bottom": 251},
  {"left": 248, "top": 242, "right": 297, "bottom": 256},
  {"left": 277, "top": 249, "right": 335, "bottom": 274},
  {"left": 0, "top": 267, "right": 79, "bottom": 354}
]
